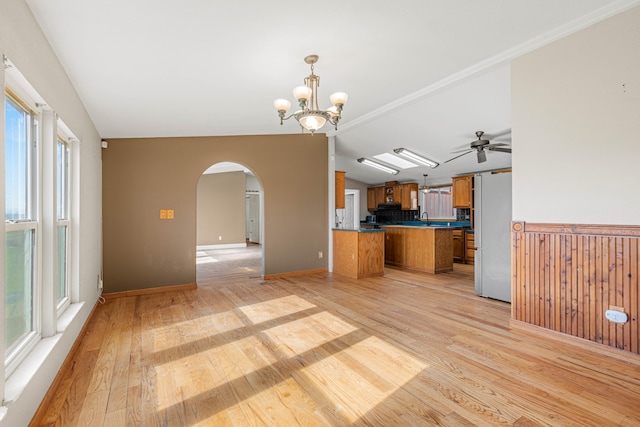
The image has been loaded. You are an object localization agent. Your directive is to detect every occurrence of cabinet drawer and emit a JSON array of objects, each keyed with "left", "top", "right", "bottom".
[{"left": 465, "top": 248, "right": 475, "bottom": 262}]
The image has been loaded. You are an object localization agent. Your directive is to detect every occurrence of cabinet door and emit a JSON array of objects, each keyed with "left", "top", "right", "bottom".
[
  {"left": 465, "top": 232, "right": 475, "bottom": 264},
  {"left": 452, "top": 175, "right": 472, "bottom": 208},
  {"left": 401, "top": 183, "right": 418, "bottom": 210},
  {"left": 452, "top": 229, "right": 464, "bottom": 263},
  {"left": 375, "top": 186, "right": 385, "bottom": 206},
  {"left": 335, "top": 171, "right": 345, "bottom": 209},
  {"left": 384, "top": 228, "right": 396, "bottom": 264},
  {"left": 384, "top": 227, "right": 404, "bottom": 265},
  {"left": 367, "top": 188, "right": 377, "bottom": 211}
]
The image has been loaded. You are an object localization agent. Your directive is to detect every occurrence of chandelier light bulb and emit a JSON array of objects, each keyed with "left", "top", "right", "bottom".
[
  {"left": 330, "top": 92, "right": 348, "bottom": 106},
  {"left": 293, "top": 86, "right": 312, "bottom": 101},
  {"left": 273, "top": 99, "right": 291, "bottom": 113}
]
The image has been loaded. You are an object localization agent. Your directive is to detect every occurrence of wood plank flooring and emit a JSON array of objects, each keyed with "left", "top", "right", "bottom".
[{"left": 33, "top": 245, "right": 640, "bottom": 426}]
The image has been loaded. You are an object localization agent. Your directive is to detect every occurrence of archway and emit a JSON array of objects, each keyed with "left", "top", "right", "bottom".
[{"left": 195, "top": 162, "right": 264, "bottom": 285}]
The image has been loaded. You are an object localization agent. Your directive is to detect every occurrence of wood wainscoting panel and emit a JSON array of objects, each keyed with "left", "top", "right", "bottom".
[{"left": 512, "top": 222, "right": 640, "bottom": 354}]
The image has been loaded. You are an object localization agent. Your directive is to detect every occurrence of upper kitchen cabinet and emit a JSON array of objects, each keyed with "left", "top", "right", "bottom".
[
  {"left": 335, "top": 171, "right": 345, "bottom": 209},
  {"left": 367, "top": 186, "right": 385, "bottom": 211},
  {"left": 401, "top": 182, "right": 418, "bottom": 210},
  {"left": 452, "top": 175, "right": 473, "bottom": 208},
  {"left": 368, "top": 182, "right": 418, "bottom": 211}
]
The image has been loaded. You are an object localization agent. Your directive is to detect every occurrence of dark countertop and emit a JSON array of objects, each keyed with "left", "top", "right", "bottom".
[
  {"left": 333, "top": 228, "right": 386, "bottom": 232},
  {"left": 360, "top": 220, "right": 471, "bottom": 229}
]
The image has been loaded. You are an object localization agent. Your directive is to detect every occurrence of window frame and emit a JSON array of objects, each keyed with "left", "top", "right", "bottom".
[
  {"left": 4, "top": 89, "right": 42, "bottom": 375},
  {"left": 55, "top": 135, "right": 71, "bottom": 314}
]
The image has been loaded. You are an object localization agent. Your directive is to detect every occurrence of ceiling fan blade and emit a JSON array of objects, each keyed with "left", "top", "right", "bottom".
[
  {"left": 444, "top": 150, "right": 473, "bottom": 163},
  {"left": 450, "top": 147, "right": 474, "bottom": 154},
  {"left": 477, "top": 150, "right": 487, "bottom": 163},
  {"left": 485, "top": 143, "right": 509, "bottom": 149},
  {"left": 488, "top": 147, "right": 512, "bottom": 153}
]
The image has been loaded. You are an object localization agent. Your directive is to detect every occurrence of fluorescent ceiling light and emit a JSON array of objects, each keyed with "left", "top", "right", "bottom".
[
  {"left": 357, "top": 158, "right": 399, "bottom": 175},
  {"left": 393, "top": 148, "right": 439, "bottom": 168},
  {"left": 373, "top": 153, "right": 417, "bottom": 169}
]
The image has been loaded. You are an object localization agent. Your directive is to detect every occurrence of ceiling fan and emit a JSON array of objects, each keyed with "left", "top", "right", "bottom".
[{"left": 445, "top": 131, "right": 511, "bottom": 164}]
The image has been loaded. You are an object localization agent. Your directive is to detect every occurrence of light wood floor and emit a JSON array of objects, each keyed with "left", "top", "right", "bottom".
[{"left": 33, "top": 246, "right": 640, "bottom": 426}]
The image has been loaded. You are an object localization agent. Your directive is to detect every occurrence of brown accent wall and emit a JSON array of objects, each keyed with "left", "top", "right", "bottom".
[
  {"left": 102, "top": 134, "right": 328, "bottom": 293},
  {"left": 512, "top": 222, "right": 640, "bottom": 354},
  {"left": 196, "top": 171, "right": 246, "bottom": 246}
]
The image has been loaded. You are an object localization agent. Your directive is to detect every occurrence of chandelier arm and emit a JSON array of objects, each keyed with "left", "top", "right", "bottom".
[{"left": 278, "top": 113, "right": 298, "bottom": 125}]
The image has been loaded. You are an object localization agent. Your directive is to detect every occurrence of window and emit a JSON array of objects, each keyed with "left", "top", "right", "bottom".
[
  {"left": 56, "top": 137, "right": 70, "bottom": 310},
  {"left": 5, "top": 93, "right": 39, "bottom": 361},
  {"left": 421, "top": 186, "right": 455, "bottom": 219}
]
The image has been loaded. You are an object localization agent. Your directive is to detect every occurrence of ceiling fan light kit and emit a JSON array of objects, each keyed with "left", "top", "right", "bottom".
[
  {"left": 357, "top": 158, "right": 399, "bottom": 175},
  {"left": 393, "top": 148, "right": 439, "bottom": 168},
  {"left": 444, "top": 131, "right": 512, "bottom": 164},
  {"left": 274, "top": 55, "right": 348, "bottom": 134}
]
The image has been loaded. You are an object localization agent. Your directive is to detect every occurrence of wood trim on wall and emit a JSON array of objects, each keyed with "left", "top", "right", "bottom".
[
  {"left": 511, "top": 221, "right": 640, "bottom": 355},
  {"left": 102, "top": 283, "right": 197, "bottom": 299}
]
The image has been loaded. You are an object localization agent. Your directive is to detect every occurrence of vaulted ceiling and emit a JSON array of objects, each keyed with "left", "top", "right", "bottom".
[{"left": 26, "top": 0, "right": 640, "bottom": 185}]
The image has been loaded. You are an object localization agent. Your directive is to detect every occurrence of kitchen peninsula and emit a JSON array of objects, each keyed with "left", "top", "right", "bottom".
[{"left": 332, "top": 228, "right": 385, "bottom": 279}]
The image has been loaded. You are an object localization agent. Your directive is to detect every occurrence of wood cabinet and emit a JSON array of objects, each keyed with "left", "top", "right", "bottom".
[
  {"left": 401, "top": 183, "right": 418, "bottom": 210},
  {"left": 333, "top": 229, "right": 385, "bottom": 279},
  {"left": 375, "top": 187, "right": 384, "bottom": 208},
  {"left": 335, "top": 171, "right": 345, "bottom": 209},
  {"left": 367, "top": 186, "right": 386, "bottom": 211},
  {"left": 383, "top": 185, "right": 401, "bottom": 205},
  {"left": 452, "top": 229, "right": 464, "bottom": 263},
  {"left": 384, "top": 227, "right": 405, "bottom": 266},
  {"left": 368, "top": 183, "right": 418, "bottom": 210},
  {"left": 452, "top": 175, "right": 473, "bottom": 208},
  {"left": 465, "top": 232, "right": 475, "bottom": 265},
  {"left": 384, "top": 226, "right": 453, "bottom": 273},
  {"left": 367, "top": 187, "right": 376, "bottom": 211}
]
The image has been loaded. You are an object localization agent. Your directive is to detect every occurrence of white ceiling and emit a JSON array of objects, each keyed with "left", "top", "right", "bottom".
[{"left": 25, "top": 0, "right": 640, "bottom": 186}]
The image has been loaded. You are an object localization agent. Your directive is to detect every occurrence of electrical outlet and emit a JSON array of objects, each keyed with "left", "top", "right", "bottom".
[
  {"left": 318, "top": 251, "right": 323, "bottom": 259},
  {"left": 160, "top": 209, "right": 167, "bottom": 219},
  {"left": 167, "top": 209, "right": 174, "bottom": 219},
  {"left": 218, "top": 235, "right": 222, "bottom": 241},
  {"left": 97, "top": 274, "right": 103, "bottom": 290}
]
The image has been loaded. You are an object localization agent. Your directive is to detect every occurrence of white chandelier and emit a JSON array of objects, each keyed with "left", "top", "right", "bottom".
[{"left": 273, "top": 55, "right": 348, "bottom": 134}]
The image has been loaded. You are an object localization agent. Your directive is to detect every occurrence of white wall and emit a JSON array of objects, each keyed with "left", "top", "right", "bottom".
[
  {"left": 512, "top": 5, "right": 640, "bottom": 225},
  {"left": 0, "top": 0, "right": 103, "bottom": 425}
]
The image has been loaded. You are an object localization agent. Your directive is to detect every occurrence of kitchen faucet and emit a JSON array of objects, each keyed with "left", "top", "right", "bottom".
[{"left": 421, "top": 211, "right": 429, "bottom": 222}]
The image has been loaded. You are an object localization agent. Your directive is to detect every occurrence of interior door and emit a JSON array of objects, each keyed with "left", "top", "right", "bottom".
[{"left": 246, "top": 193, "right": 260, "bottom": 243}]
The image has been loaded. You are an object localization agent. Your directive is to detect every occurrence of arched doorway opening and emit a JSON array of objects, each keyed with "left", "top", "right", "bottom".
[{"left": 195, "top": 162, "right": 264, "bottom": 285}]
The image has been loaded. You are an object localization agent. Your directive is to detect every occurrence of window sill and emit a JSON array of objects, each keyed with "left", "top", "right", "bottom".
[{"left": 4, "top": 301, "right": 85, "bottom": 404}]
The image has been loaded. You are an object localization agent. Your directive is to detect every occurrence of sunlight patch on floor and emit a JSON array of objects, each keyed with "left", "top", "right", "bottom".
[
  {"left": 262, "top": 311, "right": 358, "bottom": 358},
  {"left": 238, "top": 295, "right": 316, "bottom": 324},
  {"left": 196, "top": 256, "right": 218, "bottom": 264},
  {"left": 296, "top": 335, "right": 428, "bottom": 423},
  {"left": 151, "top": 293, "right": 427, "bottom": 420}
]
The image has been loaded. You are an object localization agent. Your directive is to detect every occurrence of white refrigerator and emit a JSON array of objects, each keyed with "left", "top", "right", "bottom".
[{"left": 474, "top": 172, "right": 512, "bottom": 302}]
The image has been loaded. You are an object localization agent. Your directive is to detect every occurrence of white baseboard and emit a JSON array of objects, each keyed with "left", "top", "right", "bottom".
[{"left": 197, "top": 243, "right": 247, "bottom": 250}]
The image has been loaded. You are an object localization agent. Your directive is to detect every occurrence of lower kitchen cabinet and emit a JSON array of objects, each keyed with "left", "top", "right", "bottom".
[
  {"left": 333, "top": 229, "right": 385, "bottom": 279},
  {"left": 384, "top": 226, "right": 453, "bottom": 274},
  {"left": 453, "top": 229, "right": 464, "bottom": 263},
  {"left": 465, "top": 231, "right": 475, "bottom": 265}
]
